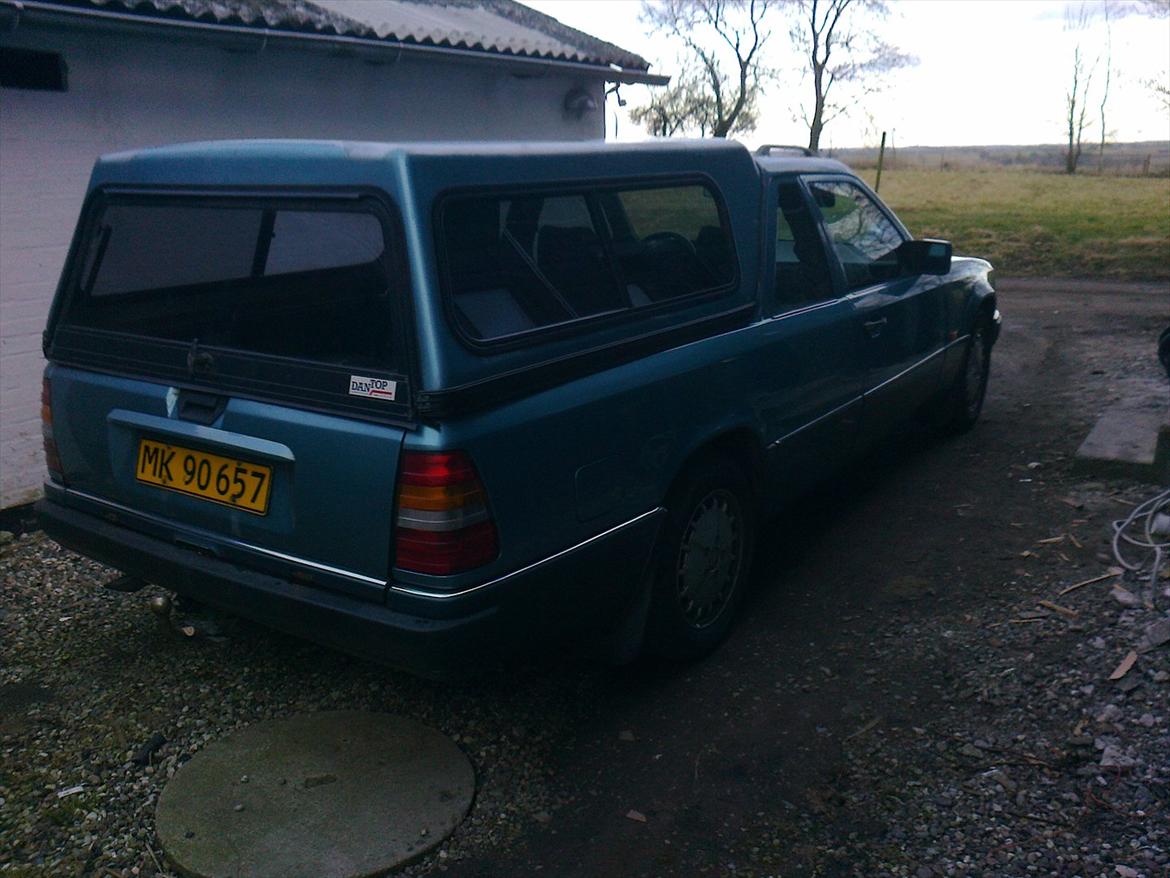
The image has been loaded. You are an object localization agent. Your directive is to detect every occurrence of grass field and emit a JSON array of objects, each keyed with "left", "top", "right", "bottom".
[{"left": 861, "top": 169, "right": 1170, "bottom": 281}]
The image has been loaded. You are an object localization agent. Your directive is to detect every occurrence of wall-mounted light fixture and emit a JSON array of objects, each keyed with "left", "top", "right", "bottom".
[{"left": 563, "top": 85, "right": 597, "bottom": 118}]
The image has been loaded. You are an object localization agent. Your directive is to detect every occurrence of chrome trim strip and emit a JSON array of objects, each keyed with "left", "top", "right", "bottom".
[
  {"left": 62, "top": 488, "right": 387, "bottom": 587},
  {"left": 766, "top": 335, "right": 969, "bottom": 450},
  {"left": 769, "top": 297, "right": 844, "bottom": 321},
  {"left": 395, "top": 506, "right": 490, "bottom": 532},
  {"left": 108, "top": 410, "right": 295, "bottom": 463},
  {"left": 863, "top": 344, "right": 947, "bottom": 398},
  {"left": 767, "top": 394, "right": 861, "bottom": 449},
  {"left": 948, "top": 334, "right": 972, "bottom": 350},
  {"left": 390, "top": 507, "right": 665, "bottom": 600}
]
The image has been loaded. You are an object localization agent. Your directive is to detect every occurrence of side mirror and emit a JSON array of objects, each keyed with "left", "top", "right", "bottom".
[{"left": 897, "top": 239, "right": 952, "bottom": 276}]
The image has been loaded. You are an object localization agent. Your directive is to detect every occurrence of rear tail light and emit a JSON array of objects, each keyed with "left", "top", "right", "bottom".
[
  {"left": 394, "top": 451, "right": 498, "bottom": 575},
  {"left": 41, "top": 376, "right": 63, "bottom": 483}
]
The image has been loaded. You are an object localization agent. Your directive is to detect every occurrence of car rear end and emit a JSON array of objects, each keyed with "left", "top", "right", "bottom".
[{"left": 36, "top": 142, "right": 506, "bottom": 677}]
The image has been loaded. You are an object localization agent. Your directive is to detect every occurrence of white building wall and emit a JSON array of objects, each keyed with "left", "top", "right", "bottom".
[{"left": 0, "top": 26, "right": 605, "bottom": 507}]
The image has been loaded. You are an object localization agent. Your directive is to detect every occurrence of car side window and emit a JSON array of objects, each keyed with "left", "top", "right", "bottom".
[
  {"left": 440, "top": 183, "right": 735, "bottom": 343},
  {"left": 808, "top": 180, "right": 904, "bottom": 292},
  {"left": 604, "top": 186, "right": 734, "bottom": 305},
  {"left": 774, "top": 181, "right": 835, "bottom": 309}
]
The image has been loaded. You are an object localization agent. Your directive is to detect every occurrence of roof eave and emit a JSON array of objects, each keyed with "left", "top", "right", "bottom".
[{"left": 0, "top": 0, "right": 670, "bottom": 86}]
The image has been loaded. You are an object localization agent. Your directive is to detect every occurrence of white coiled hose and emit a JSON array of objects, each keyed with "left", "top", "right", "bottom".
[{"left": 1112, "top": 487, "right": 1170, "bottom": 602}]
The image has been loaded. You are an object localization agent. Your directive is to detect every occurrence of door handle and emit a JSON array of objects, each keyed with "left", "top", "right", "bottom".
[{"left": 863, "top": 317, "right": 888, "bottom": 337}]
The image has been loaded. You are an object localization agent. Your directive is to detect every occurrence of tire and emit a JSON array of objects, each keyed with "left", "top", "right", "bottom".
[
  {"left": 943, "top": 319, "right": 992, "bottom": 434},
  {"left": 645, "top": 458, "right": 756, "bottom": 660}
]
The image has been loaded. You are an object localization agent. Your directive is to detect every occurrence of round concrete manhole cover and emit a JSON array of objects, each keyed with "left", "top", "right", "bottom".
[{"left": 156, "top": 711, "right": 474, "bottom": 878}]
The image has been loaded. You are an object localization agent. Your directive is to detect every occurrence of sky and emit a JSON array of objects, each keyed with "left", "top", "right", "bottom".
[{"left": 525, "top": 0, "right": 1170, "bottom": 148}]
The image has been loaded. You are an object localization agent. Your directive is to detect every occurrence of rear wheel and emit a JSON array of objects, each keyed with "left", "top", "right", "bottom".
[{"left": 646, "top": 458, "right": 755, "bottom": 660}]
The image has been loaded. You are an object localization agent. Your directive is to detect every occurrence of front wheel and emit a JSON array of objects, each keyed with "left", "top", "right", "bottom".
[
  {"left": 646, "top": 458, "right": 756, "bottom": 660},
  {"left": 943, "top": 321, "right": 992, "bottom": 434}
]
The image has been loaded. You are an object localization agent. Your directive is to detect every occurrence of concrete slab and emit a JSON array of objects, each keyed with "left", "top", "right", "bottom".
[
  {"left": 1075, "top": 404, "right": 1170, "bottom": 484},
  {"left": 156, "top": 712, "right": 474, "bottom": 878}
]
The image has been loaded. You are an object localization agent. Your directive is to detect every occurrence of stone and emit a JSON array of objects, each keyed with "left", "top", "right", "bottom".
[
  {"left": 156, "top": 711, "right": 474, "bottom": 878},
  {"left": 1096, "top": 704, "right": 1123, "bottom": 724},
  {"left": 1117, "top": 675, "right": 1142, "bottom": 694},
  {"left": 1074, "top": 404, "right": 1170, "bottom": 484},
  {"left": 1111, "top": 587, "right": 1142, "bottom": 609},
  {"left": 1140, "top": 617, "right": 1170, "bottom": 651},
  {"left": 1099, "top": 746, "right": 1137, "bottom": 770}
]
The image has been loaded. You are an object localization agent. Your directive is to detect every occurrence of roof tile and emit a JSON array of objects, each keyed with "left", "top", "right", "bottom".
[{"left": 68, "top": 0, "right": 651, "bottom": 72}]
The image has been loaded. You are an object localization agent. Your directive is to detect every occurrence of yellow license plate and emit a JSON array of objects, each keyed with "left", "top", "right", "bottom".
[{"left": 136, "top": 439, "right": 272, "bottom": 515}]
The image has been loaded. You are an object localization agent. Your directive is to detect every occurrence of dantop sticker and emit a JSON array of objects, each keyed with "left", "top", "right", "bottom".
[{"left": 348, "top": 375, "right": 398, "bottom": 402}]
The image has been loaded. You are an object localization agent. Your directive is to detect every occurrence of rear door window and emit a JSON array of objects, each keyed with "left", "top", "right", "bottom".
[
  {"left": 774, "top": 181, "right": 835, "bottom": 309},
  {"left": 439, "top": 181, "right": 735, "bottom": 343}
]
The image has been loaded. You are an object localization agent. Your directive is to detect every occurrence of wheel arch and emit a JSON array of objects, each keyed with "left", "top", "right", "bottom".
[
  {"left": 966, "top": 272, "right": 1000, "bottom": 346},
  {"left": 664, "top": 425, "right": 766, "bottom": 510}
]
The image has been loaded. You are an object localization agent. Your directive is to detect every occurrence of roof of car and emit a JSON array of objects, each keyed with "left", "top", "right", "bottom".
[
  {"left": 107, "top": 137, "right": 748, "bottom": 158},
  {"left": 99, "top": 137, "right": 756, "bottom": 164},
  {"left": 91, "top": 138, "right": 768, "bottom": 192},
  {"left": 92, "top": 139, "right": 860, "bottom": 192}
]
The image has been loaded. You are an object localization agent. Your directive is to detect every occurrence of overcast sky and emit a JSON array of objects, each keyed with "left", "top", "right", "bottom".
[{"left": 525, "top": 0, "right": 1170, "bottom": 148}]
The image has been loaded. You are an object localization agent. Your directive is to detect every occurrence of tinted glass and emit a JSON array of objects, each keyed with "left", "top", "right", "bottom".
[
  {"left": 604, "top": 185, "right": 734, "bottom": 306},
  {"left": 774, "top": 182, "right": 834, "bottom": 307},
  {"left": 67, "top": 200, "right": 397, "bottom": 369},
  {"left": 266, "top": 210, "right": 385, "bottom": 276},
  {"left": 442, "top": 192, "right": 622, "bottom": 340},
  {"left": 87, "top": 204, "right": 260, "bottom": 296},
  {"left": 441, "top": 183, "right": 734, "bottom": 342},
  {"left": 809, "top": 180, "right": 904, "bottom": 291}
]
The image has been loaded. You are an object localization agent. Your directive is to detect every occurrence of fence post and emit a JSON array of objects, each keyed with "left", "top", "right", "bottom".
[{"left": 875, "top": 131, "right": 887, "bottom": 193}]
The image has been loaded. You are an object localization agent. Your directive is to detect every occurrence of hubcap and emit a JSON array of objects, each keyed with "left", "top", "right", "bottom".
[{"left": 675, "top": 489, "right": 743, "bottom": 628}]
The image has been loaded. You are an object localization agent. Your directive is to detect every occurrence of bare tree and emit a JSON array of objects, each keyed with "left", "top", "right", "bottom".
[
  {"left": 1133, "top": 0, "right": 1169, "bottom": 15},
  {"left": 1065, "top": 46, "right": 1096, "bottom": 174},
  {"left": 1096, "top": 7, "right": 1112, "bottom": 174},
  {"left": 630, "top": 70, "right": 760, "bottom": 137},
  {"left": 790, "top": 0, "right": 915, "bottom": 151},
  {"left": 637, "top": 0, "right": 778, "bottom": 138},
  {"left": 1063, "top": 4, "right": 1097, "bottom": 175},
  {"left": 1134, "top": 0, "right": 1169, "bottom": 110},
  {"left": 1147, "top": 73, "right": 1170, "bottom": 111},
  {"left": 1066, "top": 0, "right": 1168, "bottom": 173}
]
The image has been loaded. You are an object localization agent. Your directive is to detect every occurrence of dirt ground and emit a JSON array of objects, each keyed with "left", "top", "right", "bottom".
[
  {"left": 435, "top": 280, "right": 1169, "bottom": 878},
  {"left": 2, "top": 277, "right": 1168, "bottom": 877}
]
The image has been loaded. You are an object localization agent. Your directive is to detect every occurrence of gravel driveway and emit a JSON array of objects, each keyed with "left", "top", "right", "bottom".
[{"left": 2, "top": 278, "right": 1167, "bottom": 878}]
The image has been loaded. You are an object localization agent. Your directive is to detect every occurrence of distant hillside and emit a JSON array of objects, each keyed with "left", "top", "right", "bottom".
[{"left": 823, "top": 141, "right": 1170, "bottom": 175}]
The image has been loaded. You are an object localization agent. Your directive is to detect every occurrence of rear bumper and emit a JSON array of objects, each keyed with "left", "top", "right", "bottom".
[{"left": 36, "top": 491, "right": 662, "bottom": 679}]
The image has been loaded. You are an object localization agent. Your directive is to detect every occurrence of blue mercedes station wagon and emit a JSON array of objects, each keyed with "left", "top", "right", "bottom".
[{"left": 37, "top": 139, "right": 999, "bottom": 678}]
